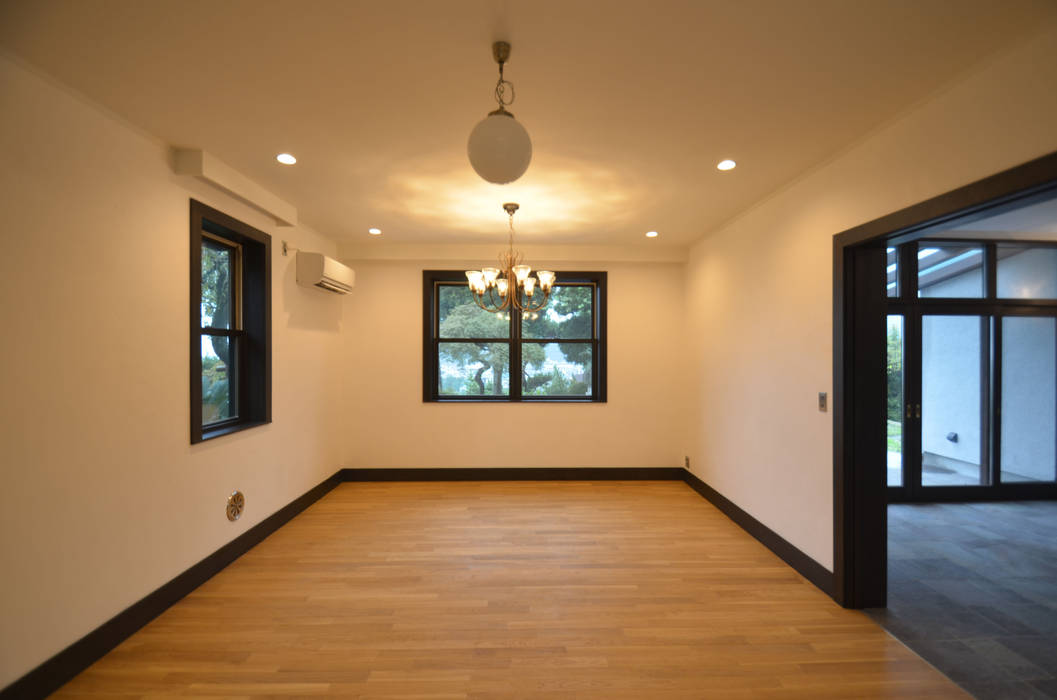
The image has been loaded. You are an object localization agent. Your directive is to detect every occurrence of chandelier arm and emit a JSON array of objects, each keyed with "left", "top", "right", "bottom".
[
  {"left": 470, "top": 291, "right": 492, "bottom": 312},
  {"left": 472, "top": 284, "right": 511, "bottom": 314},
  {"left": 492, "top": 285, "right": 513, "bottom": 312},
  {"left": 520, "top": 290, "right": 550, "bottom": 313}
]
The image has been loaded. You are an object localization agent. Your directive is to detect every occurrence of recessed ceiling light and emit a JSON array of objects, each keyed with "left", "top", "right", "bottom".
[
  {"left": 717, "top": 159, "right": 736, "bottom": 171},
  {"left": 645, "top": 231, "right": 659, "bottom": 238},
  {"left": 276, "top": 153, "right": 297, "bottom": 165},
  {"left": 368, "top": 227, "right": 382, "bottom": 236}
]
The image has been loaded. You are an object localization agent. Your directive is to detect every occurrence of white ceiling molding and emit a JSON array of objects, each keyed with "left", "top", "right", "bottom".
[{"left": 172, "top": 148, "right": 297, "bottom": 227}]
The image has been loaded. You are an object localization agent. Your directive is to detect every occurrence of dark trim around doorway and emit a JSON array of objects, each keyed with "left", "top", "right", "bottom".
[{"left": 832, "top": 151, "right": 1057, "bottom": 608}]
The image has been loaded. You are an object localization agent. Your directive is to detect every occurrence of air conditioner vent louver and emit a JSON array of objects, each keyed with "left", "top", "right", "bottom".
[
  {"left": 315, "top": 279, "right": 352, "bottom": 294},
  {"left": 296, "top": 252, "right": 355, "bottom": 295}
]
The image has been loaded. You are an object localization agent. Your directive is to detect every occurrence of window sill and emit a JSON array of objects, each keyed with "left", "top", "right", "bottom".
[
  {"left": 426, "top": 398, "right": 603, "bottom": 404},
  {"left": 196, "top": 419, "right": 270, "bottom": 444}
]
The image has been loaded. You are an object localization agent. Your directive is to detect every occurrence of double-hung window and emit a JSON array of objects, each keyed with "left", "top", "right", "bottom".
[
  {"left": 190, "top": 200, "right": 271, "bottom": 442},
  {"left": 423, "top": 270, "right": 606, "bottom": 401}
]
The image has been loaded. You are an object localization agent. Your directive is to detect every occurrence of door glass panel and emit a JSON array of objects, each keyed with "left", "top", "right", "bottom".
[
  {"left": 1001, "top": 317, "right": 1056, "bottom": 483},
  {"left": 921, "top": 315, "right": 985, "bottom": 486},
  {"left": 886, "top": 247, "right": 899, "bottom": 298},
  {"left": 917, "top": 244, "right": 985, "bottom": 298},
  {"left": 886, "top": 315, "right": 904, "bottom": 486},
  {"left": 996, "top": 246, "right": 1057, "bottom": 299}
]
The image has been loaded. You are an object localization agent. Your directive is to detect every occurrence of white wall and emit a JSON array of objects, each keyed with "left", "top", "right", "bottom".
[
  {"left": 684, "top": 22, "right": 1057, "bottom": 569},
  {"left": 0, "top": 56, "right": 347, "bottom": 686},
  {"left": 921, "top": 314, "right": 982, "bottom": 472},
  {"left": 341, "top": 256, "right": 687, "bottom": 469}
]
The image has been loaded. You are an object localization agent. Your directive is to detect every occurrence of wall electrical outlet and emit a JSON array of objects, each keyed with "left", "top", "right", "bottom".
[{"left": 818, "top": 392, "right": 828, "bottom": 412}]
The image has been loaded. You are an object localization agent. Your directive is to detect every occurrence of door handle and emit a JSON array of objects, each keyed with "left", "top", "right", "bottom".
[
  {"left": 906, "top": 404, "right": 912, "bottom": 419},
  {"left": 916, "top": 404, "right": 921, "bottom": 419}
]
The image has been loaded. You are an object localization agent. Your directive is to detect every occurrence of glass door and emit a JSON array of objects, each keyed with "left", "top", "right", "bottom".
[
  {"left": 886, "top": 240, "right": 1057, "bottom": 500},
  {"left": 919, "top": 314, "right": 989, "bottom": 488},
  {"left": 999, "top": 315, "right": 1057, "bottom": 484},
  {"left": 886, "top": 315, "right": 905, "bottom": 488}
]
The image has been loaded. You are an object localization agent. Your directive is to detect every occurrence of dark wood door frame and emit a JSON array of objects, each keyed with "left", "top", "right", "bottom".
[{"left": 832, "top": 151, "right": 1057, "bottom": 608}]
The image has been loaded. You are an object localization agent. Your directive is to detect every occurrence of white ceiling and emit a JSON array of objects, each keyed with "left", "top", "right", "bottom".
[
  {"left": 940, "top": 193, "right": 1057, "bottom": 240},
  {"left": 2, "top": 0, "right": 1055, "bottom": 249}
]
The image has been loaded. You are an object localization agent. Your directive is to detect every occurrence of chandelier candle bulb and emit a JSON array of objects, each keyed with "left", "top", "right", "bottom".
[
  {"left": 537, "top": 270, "right": 556, "bottom": 291},
  {"left": 524, "top": 277, "right": 537, "bottom": 296},
  {"left": 465, "top": 270, "right": 484, "bottom": 293},
  {"left": 497, "top": 278, "right": 509, "bottom": 296}
]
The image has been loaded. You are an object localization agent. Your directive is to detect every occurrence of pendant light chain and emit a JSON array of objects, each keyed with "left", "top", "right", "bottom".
[
  {"left": 508, "top": 210, "right": 515, "bottom": 254},
  {"left": 494, "top": 60, "right": 515, "bottom": 109}
]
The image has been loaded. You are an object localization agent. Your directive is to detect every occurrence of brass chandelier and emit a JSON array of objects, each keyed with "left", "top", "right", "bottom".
[{"left": 465, "top": 203, "right": 555, "bottom": 316}]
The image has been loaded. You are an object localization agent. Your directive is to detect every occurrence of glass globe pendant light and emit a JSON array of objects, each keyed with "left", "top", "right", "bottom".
[{"left": 467, "top": 42, "right": 532, "bottom": 185}]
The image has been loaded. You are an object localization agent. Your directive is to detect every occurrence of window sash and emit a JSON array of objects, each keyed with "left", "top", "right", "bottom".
[
  {"left": 201, "top": 232, "right": 242, "bottom": 330},
  {"left": 425, "top": 271, "right": 605, "bottom": 402},
  {"left": 190, "top": 199, "right": 271, "bottom": 444}
]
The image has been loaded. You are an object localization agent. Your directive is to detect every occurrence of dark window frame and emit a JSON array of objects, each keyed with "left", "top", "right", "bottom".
[
  {"left": 884, "top": 238, "right": 1057, "bottom": 502},
  {"left": 190, "top": 200, "right": 271, "bottom": 443},
  {"left": 422, "top": 270, "right": 607, "bottom": 402}
]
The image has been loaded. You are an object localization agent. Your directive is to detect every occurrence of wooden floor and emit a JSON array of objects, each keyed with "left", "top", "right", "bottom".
[{"left": 53, "top": 482, "right": 967, "bottom": 698}]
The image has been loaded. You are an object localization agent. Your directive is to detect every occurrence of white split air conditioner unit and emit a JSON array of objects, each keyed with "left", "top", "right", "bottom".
[{"left": 296, "top": 252, "right": 355, "bottom": 294}]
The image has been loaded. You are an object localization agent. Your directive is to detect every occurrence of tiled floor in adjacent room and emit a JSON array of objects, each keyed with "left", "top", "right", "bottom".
[{"left": 866, "top": 501, "right": 1057, "bottom": 700}]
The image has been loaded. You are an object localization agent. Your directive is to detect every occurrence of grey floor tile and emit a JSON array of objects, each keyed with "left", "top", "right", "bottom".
[
  {"left": 960, "top": 680, "right": 1054, "bottom": 700},
  {"left": 923, "top": 578, "right": 1032, "bottom": 608},
  {"left": 962, "top": 637, "right": 1050, "bottom": 681},
  {"left": 1028, "top": 678, "right": 1057, "bottom": 698},
  {"left": 998, "top": 635, "right": 1057, "bottom": 677},
  {"left": 881, "top": 502, "right": 1057, "bottom": 700},
  {"left": 970, "top": 605, "right": 1045, "bottom": 636},
  {"left": 908, "top": 639, "right": 1014, "bottom": 684}
]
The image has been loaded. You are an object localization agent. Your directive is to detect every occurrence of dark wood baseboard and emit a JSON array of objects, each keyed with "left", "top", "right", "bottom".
[
  {"left": 1, "top": 471, "right": 343, "bottom": 700},
  {"left": 681, "top": 470, "right": 835, "bottom": 597},
  {"left": 4, "top": 466, "right": 836, "bottom": 699},
  {"left": 341, "top": 467, "right": 686, "bottom": 481}
]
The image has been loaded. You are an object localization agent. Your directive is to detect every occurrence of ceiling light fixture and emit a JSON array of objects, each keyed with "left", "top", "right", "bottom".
[
  {"left": 276, "top": 153, "right": 297, "bottom": 165},
  {"left": 646, "top": 231, "right": 659, "bottom": 238},
  {"left": 467, "top": 42, "right": 532, "bottom": 185},
  {"left": 717, "top": 159, "right": 736, "bottom": 171},
  {"left": 368, "top": 227, "right": 382, "bottom": 235},
  {"left": 465, "top": 203, "right": 554, "bottom": 316}
]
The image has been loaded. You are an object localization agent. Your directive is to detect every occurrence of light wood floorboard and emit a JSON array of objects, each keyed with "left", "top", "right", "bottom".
[{"left": 52, "top": 481, "right": 967, "bottom": 698}]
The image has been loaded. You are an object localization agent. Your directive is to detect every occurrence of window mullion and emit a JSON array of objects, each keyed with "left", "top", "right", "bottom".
[{"left": 511, "top": 309, "right": 522, "bottom": 400}]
